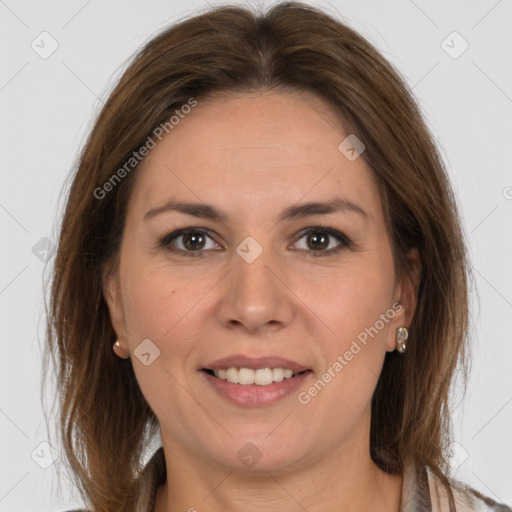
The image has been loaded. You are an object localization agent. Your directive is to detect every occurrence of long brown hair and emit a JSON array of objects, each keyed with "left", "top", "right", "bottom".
[{"left": 43, "top": 2, "right": 471, "bottom": 510}]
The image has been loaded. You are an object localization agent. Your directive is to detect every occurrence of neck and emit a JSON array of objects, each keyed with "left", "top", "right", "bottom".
[{"left": 154, "top": 430, "right": 403, "bottom": 512}]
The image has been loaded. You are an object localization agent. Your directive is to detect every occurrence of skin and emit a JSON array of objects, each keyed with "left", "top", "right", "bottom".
[{"left": 104, "top": 90, "right": 421, "bottom": 512}]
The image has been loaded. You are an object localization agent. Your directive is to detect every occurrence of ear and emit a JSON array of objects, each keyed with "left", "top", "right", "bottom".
[
  {"left": 102, "top": 265, "right": 129, "bottom": 344},
  {"left": 386, "top": 248, "right": 422, "bottom": 352}
]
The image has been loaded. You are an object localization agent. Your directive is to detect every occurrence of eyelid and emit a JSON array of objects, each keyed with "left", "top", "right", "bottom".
[
  {"left": 294, "top": 226, "right": 351, "bottom": 246},
  {"left": 290, "top": 226, "right": 352, "bottom": 257},
  {"left": 159, "top": 227, "right": 215, "bottom": 245}
]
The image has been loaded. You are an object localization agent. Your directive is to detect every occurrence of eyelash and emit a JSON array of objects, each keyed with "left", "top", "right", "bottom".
[{"left": 158, "top": 226, "right": 352, "bottom": 258}]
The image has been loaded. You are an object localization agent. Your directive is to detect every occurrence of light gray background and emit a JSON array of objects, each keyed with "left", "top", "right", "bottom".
[{"left": 1, "top": 0, "right": 511, "bottom": 510}]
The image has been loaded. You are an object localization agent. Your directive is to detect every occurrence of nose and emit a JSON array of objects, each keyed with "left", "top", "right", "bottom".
[{"left": 215, "top": 247, "right": 294, "bottom": 334}]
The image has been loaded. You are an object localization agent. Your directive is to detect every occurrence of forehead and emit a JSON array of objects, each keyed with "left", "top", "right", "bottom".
[
  {"left": 127, "top": 90, "right": 381, "bottom": 221},
  {"left": 155, "top": 90, "right": 348, "bottom": 166}
]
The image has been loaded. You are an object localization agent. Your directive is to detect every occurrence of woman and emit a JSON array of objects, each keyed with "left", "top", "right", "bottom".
[{"left": 44, "top": 2, "right": 511, "bottom": 511}]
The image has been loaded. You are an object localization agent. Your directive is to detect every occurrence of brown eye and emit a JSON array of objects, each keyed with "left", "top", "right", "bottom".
[
  {"left": 293, "top": 227, "right": 352, "bottom": 257},
  {"left": 182, "top": 232, "right": 207, "bottom": 251},
  {"left": 160, "top": 228, "right": 219, "bottom": 256},
  {"left": 306, "top": 232, "right": 330, "bottom": 250}
]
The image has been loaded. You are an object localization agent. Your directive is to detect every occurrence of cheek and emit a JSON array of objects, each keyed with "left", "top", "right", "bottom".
[
  {"left": 307, "top": 255, "right": 395, "bottom": 350},
  {"left": 314, "top": 256, "right": 395, "bottom": 403},
  {"left": 120, "top": 257, "right": 220, "bottom": 369},
  {"left": 120, "top": 259, "right": 189, "bottom": 343},
  {"left": 300, "top": 267, "right": 395, "bottom": 428},
  {"left": 121, "top": 263, "right": 200, "bottom": 400}
]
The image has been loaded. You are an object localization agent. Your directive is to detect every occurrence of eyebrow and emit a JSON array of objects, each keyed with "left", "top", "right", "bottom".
[{"left": 143, "top": 197, "right": 369, "bottom": 223}]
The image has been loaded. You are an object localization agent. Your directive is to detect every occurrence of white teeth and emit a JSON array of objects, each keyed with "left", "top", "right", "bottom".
[
  {"left": 255, "top": 368, "right": 273, "bottom": 386},
  {"left": 272, "top": 368, "right": 284, "bottom": 382},
  {"left": 283, "top": 369, "right": 293, "bottom": 379},
  {"left": 238, "top": 368, "right": 255, "bottom": 385},
  {"left": 226, "top": 367, "right": 239, "bottom": 384},
  {"left": 212, "top": 367, "right": 300, "bottom": 386}
]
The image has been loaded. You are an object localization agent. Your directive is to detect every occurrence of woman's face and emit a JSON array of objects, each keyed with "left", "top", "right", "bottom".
[{"left": 105, "top": 90, "right": 418, "bottom": 474}]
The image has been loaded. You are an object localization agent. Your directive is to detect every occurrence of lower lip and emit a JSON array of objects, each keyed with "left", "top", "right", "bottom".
[{"left": 201, "top": 370, "right": 312, "bottom": 407}]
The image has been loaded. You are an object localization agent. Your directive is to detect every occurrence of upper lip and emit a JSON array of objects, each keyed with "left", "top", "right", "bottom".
[{"left": 203, "top": 354, "right": 310, "bottom": 373}]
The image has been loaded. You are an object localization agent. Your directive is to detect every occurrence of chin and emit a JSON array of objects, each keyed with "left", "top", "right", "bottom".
[{"left": 202, "top": 435, "right": 312, "bottom": 475}]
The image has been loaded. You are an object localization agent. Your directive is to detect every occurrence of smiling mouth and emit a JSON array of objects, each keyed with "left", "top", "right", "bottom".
[{"left": 202, "top": 367, "right": 311, "bottom": 386}]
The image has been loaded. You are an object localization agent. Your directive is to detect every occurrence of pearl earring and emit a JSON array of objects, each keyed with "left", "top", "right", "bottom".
[
  {"left": 113, "top": 339, "right": 129, "bottom": 359},
  {"left": 396, "top": 327, "right": 408, "bottom": 354}
]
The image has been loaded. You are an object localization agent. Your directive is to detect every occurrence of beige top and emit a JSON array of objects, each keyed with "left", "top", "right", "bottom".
[{"left": 132, "top": 447, "right": 511, "bottom": 512}]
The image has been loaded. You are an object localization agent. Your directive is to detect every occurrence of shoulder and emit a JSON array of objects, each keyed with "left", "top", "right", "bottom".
[{"left": 427, "top": 469, "right": 512, "bottom": 512}]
